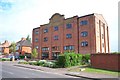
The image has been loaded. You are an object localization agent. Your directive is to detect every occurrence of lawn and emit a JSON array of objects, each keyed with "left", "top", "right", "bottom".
[
  {"left": 68, "top": 66, "right": 119, "bottom": 76},
  {"left": 84, "top": 67, "right": 119, "bottom": 76}
]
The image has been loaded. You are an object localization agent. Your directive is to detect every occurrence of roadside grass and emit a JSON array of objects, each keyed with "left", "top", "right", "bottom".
[
  {"left": 84, "top": 67, "right": 119, "bottom": 76},
  {"left": 68, "top": 66, "right": 119, "bottom": 76},
  {"left": 0, "top": 58, "right": 10, "bottom": 61}
]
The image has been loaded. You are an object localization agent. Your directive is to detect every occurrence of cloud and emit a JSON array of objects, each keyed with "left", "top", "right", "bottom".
[{"left": 0, "top": 0, "right": 14, "bottom": 12}]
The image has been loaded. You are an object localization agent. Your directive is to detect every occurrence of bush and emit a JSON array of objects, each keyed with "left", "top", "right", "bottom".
[
  {"left": 1, "top": 58, "right": 10, "bottom": 61},
  {"left": 57, "top": 53, "right": 82, "bottom": 68},
  {"left": 19, "top": 55, "right": 25, "bottom": 59},
  {"left": 81, "top": 54, "right": 90, "bottom": 65},
  {"left": 57, "top": 54, "right": 65, "bottom": 68},
  {"left": 36, "top": 60, "right": 46, "bottom": 66},
  {"left": 29, "top": 61, "right": 37, "bottom": 65},
  {"left": 112, "top": 52, "right": 120, "bottom": 54},
  {"left": 18, "top": 61, "right": 29, "bottom": 64},
  {"left": 43, "top": 62, "right": 55, "bottom": 68}
]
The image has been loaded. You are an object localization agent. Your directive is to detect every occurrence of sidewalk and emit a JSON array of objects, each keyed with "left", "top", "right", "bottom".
[{"left": 14, "top": 63, "right": 119, "bottom": 79}]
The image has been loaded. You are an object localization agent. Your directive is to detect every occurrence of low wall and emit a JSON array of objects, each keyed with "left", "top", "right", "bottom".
[{"left": 90, "top": 54, "right": 120, "bottom": 71}]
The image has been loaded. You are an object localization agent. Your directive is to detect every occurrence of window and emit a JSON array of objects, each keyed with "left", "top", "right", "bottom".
[
  {"left": 66, "top": 23, "right": 72, "bottom": 29},
  {"left": 42, "top": 47, "right": 49, "bottom": 51},
  {"left": 35, "top": 38, "right": 38, "bottom": 42},
  {"left": 35, "top": 46, "right": 39, "bottom": 49},
  {"left": 80, "top": 20, "right": 88, "bottom": 25},
  {"left": 44, "top": 37, "right": 48, "bottom": 42},
  {"left": 42, "top": 52, "right": 49, "bottom": 59},
  {"left": 35, "top": 31, "right": 39, "bottom": 34},
  {"left": 54, "top": 26, "right": 58, "bottom": 31},
  {"left": 64, "top": 46, "right": 74, "bottom": 50},
  {"left": 66, "top": 34, "right": 72, "bottom": 39},
  {"left": 81, "top": 41, "right": 88, "bottom": 47},
  {"left": 102, "top": 34, "right": 104, "bottom": 39},
  {"left": 54, "top": 35, "right": 58, "bottom": 40},
  {"left": 52, "top": 46, "right": 59, "bottom": 50},
  {"left": 81, "top": 31, "right": 88, "bottom": 37},
  {"left": 44, "top": 29, "right": 48, "bottom": 33},
  {"left": 102, "top": 43, "right": 104, "bottom": 47}
]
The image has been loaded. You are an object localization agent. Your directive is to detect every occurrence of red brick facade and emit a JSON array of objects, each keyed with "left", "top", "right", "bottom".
[{"left": 32, "top": 13, "right": 110, "bottom": 60}]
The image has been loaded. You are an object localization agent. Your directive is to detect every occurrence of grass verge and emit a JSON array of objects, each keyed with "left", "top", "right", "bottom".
[
  {"left": 84, "top": 67, "right": 119, "bottom": 76},
  {"left": 68, "top": 67, "right": 119, "bottom": 76}
]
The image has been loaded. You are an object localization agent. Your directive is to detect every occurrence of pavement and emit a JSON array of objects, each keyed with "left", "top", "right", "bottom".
[{"left": 14, "top": 62, "right": 120, "bottom": 80}]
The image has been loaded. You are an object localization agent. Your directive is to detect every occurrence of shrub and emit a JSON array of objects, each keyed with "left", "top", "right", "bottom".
[
  {"left": 18, "top": 61, "right": 29, "bottom": 64},
  {"left": 57, "top": 53, "right": 82, "bottom": 68},
  {"left": 29, "top": 61, "right": 37, "bottom": 65},
  {"left": 1, "top": 58, "right": 10, "bottom": 61},
  {"left": 81, "top": 54, "right": 90, "bottom": 65},
  {"left": 43, "top": 61, "right": 56, "bottom": 68},
  {"left": 36, "top": 60, "right": 46, "bottom": 66},
  {"left": 112, "top": 52, "right": 120, "bottom": 54},
  {"left": 19, "top": 55, "right": 25, "bottom": 59},
  {"left": 57, "top": 54, "right": 65, "bottom": 68}
]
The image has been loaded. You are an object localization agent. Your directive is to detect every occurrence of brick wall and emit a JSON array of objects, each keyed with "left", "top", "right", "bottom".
[
  {"left": 21, "top": 46, "right": 31, "bottom": 54},
  {"left": 91, "top": 54, "right": 120, "bottom": 71},
  {"left": 3, "top": 48, "right": 9, "bottom": 54}
]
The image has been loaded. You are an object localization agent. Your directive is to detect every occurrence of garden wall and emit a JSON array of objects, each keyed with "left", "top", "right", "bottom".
[{"left": 90, "top": 54, "right": 120, "bottom": 71}]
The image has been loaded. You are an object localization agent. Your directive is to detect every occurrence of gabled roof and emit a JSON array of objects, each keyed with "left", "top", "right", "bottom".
[
  {"left": 17, "top": 38, "right": 31, "bottom": 47},
  {"left": 1, "top": 40, "right": 11, "bottom": 47},
  {"left": 21, "top": 40, "right": 31, "bottom": 47}
]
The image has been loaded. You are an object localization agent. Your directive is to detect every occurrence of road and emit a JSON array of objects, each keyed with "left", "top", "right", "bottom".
[{"left": 0, "top": 62, "right": 89, "bottom": 80}]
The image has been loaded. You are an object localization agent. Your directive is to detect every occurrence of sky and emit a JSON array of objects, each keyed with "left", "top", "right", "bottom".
[{"left": 0, "top": 0, "right": 119, "bottom": 52}]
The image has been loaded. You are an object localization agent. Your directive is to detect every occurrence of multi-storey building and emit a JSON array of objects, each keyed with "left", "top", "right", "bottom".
[{"left": 32, "top": 13, "right": 110, "bottom": 60}]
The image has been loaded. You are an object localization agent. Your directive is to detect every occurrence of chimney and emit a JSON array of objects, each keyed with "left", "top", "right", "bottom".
[
  {"left": 21, "top": 37, "right": 26, "bottom": 41},
  {"left": 5, "top": 40, "right": 8, "bottom": 43}
]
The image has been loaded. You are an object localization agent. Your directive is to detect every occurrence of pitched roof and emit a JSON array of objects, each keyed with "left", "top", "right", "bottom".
[
  {"left": 17, "top": 39, "right": 31, "bottom": 47},
  {"left": 21, "top": 40, "right": 31, "bottom": 47},
  {"left": 1, "top": 40, "right": 11, "bottom": 47}
]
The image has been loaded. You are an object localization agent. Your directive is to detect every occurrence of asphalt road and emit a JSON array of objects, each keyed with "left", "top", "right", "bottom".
[{"left": 0, "top": 62, "right": 89, "bottom": 80}]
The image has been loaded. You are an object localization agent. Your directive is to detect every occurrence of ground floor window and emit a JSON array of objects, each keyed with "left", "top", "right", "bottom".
[{"left": 42, "top": 52, "right": 49, "bottom": 59}]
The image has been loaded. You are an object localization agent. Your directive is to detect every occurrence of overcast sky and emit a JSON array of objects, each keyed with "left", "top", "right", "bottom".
[{"left": 0, "top": 0, "right": 119, "bottom": 52}]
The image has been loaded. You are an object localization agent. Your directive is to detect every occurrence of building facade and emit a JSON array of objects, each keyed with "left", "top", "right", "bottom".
[
  {"left": 0, "top": 40, "right": 11, "bottom": 54},
  {"left": 16, "top": 38, "right": 32, "bottom": 58},
  {"left": 32, "top": 13, "right": 110, "bottom": 60}
]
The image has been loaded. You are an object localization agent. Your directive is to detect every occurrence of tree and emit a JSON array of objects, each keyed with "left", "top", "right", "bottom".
[
  {"left": 31, "top": 48, "right": 38, "bottom": 59},
  {"left": 9, "top": 42, "right": 16, "bottom": 55},
  {"left": 26, "top": 35, "right": 31, "bottom": 43}
]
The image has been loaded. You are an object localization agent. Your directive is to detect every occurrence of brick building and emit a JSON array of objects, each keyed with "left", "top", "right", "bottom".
[
  {"left": 32, "top": 13, "right": 110, "bottom": 60},
  {"left": 0, "top": 40, "right": 11, "bottom": 54},
  {"left": 16, "top": 38, "right": 32, "bottom": 58}
]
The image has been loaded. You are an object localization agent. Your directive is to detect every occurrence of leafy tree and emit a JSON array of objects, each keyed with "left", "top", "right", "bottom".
[
  {"left": 31, "top": 48, "right": 38, "bottom": 59},
  {"left": 26, "top": 35, "right": 31, "bottom": 43},
  {"left": 9, "top": 42, "right": 16, "bottom": 55}
]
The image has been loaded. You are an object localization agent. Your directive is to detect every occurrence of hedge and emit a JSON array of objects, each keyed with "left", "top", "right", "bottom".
[
  {"left": 57, "top": 53, "right": 83, "bottom": 68},
  {"left": 19, "top": 55, "right": 25, "bottom": 59},
  {"left": 0, "top": 58, "right": 10, "bottom": 61},
  {"left": 81, "top": 54, "right": 90, "bottom": 65}
]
